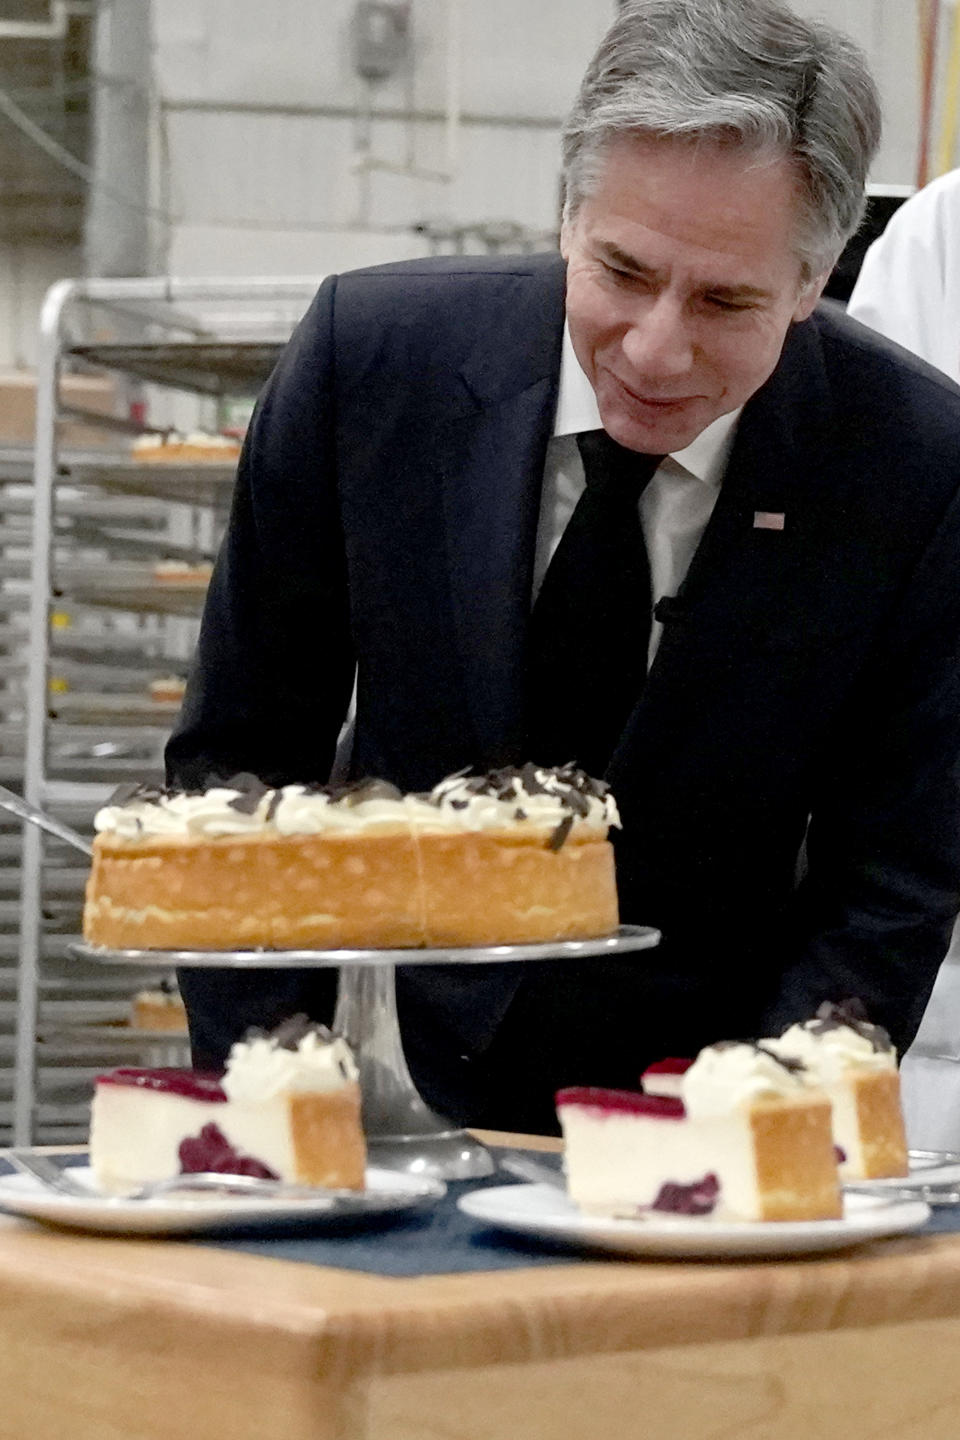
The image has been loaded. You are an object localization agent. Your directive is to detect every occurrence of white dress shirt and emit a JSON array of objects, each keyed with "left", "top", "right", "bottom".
[
  {"left": 537, "top": 323, "right": 740, "bottom": 669},
  {"left": 332, "top": 322, "right": 740, "bottom": 776}
]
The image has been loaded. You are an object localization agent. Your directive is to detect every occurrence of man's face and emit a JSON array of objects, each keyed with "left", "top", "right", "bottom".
[{"left": 561, "top": 134, "right": 827, "bottom": 454}]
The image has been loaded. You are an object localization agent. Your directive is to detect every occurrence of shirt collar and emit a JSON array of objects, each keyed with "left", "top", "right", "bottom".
[{"left": 552, "top": 319, "right": 740, "bottom": 489}]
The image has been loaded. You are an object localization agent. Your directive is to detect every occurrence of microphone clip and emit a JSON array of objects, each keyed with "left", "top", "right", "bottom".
[{"left": 653, "top": 594, "right": 687, "bottom": 625}]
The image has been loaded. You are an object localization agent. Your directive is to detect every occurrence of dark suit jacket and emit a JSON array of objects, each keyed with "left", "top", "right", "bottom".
[{"left": 166, "top": 251, "right": 960, "bottom": 1129}]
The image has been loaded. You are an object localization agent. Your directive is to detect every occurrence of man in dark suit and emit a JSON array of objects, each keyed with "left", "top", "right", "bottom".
[{"left": 167, "top": 0, "right": 960, "bottom": 1133}]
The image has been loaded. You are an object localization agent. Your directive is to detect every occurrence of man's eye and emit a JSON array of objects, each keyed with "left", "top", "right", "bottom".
[
  {"left": 706, "top": 295, "right": 751, "bottom": 312},
  {"left": 601, "top": 262, "right": 633, "bottom": 281}
]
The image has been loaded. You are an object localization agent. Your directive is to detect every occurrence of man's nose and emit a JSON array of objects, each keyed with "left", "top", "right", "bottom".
[{"left": 622, "top": 295, "right": 694, "bottom": 377}]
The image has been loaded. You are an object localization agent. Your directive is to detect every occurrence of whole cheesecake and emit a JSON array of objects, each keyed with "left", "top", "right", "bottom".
[{"left": 83, "top": 764, "right": 620, "bottom": 950}]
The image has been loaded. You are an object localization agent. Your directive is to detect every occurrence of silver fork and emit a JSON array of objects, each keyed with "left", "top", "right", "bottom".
[
  {"left": 2, "top": 1150, "right": 443, "bottom": 1205},
  {"left": 498, "top": 1151, "right": 565, "bottom": 1189},
  {"left": 846, "top": 1181, "right": 960, "bottom": 1206},
  {"left": 4, "top": 1150, "right": 90, "bottom": 1196},
  {"left": 119, "top": 1172, "right": 379, "bottom": 1203}
]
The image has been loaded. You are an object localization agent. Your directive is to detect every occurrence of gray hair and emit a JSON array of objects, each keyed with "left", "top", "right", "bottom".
[{"left": 562, "top": 0, "right": 882, "bottom": 284}]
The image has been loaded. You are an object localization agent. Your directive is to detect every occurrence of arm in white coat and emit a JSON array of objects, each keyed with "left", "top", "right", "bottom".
[{"left": 847, "top": 172, "right": 960, "bottom": 384}]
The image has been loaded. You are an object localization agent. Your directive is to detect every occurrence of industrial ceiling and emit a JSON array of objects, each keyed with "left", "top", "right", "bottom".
[{"left": 0, "top": 1, "right": 91, "bottom": 243}]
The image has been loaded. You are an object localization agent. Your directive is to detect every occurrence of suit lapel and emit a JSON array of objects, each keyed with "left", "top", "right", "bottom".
[
  {"left": 677, "top": 313, "right": 835, "bottom": 629},
  {"left": 609, "top": 313, "right": 836, "bottom": 779},
  {"left": 438, "top": 258, "right": 566, "bottom": 766}
]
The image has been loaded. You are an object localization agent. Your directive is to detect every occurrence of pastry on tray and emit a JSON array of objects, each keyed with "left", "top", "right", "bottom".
[
  {"left": 152, "top": 560, "right": 214, "bottom": 585},
  {"left": 130, "top": 978, "right": 188, "bottom": 1033},
  {"left": 132, "top": 431, "right": 241, "bottom": 465},
  {"left": 147, "top": 675, "right": 187, "bottom": 704}
]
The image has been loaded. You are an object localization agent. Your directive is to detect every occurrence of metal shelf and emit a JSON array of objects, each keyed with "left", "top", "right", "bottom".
[
  {"left": 47, "top": 692, "right": 181, "bottom": 726},
  {"left": 16, "top": 275, "right": 318, "bottom": 1143},
  {"left": 67, "top": 458, "right": 237, "bottom": 506},
  {"left": 54, "top": 569, "right": 210, "bottom": 615},
  {"left": 68, "top": 341, "right": 283, "bottom": 396}
]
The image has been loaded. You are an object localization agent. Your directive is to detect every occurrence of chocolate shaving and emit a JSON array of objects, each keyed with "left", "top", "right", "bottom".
[
  {"left": 521, "top": 762, "right": 549, "bottom": 795},
  {"left": 807, "top": 999, "right": 893, "bottom": 1054},
  {"left": 105, "top": 781, "right": 166, "bottom": 807},
  {"left": 226, "top": 773, "right": 269, "bottom": 814},
  {"left": 326, "top": 778, "right": 403, "bottom": 806},
  {"left": 106, "top": 782, "right": 144, "bottom": 808},
  {"left": 244, "top": 1013, "right": 336, "bottom": 1051},
  {"left": 755, "top": 1043, "right": 806, "bottom": 1076},
  {"left": 546, "top": 814, "right": 574, "bottom": 851}
]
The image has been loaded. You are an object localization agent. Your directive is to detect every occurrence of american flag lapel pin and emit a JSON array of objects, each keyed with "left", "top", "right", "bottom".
[{"left": 753, "top": 511, "right": 785, "bottom": 531}]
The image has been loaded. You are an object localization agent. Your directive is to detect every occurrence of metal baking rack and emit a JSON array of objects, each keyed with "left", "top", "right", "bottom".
[{"left": 13, "top": 277, "right": 322, "bottom": 1144}]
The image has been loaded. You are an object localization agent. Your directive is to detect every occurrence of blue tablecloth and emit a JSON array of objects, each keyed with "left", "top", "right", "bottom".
[
  {"left": 203, "top": 1175, "right": 960, "bottom": 1275},
  {"left": 27, "top": 1151, "right": 576, "bottom": 1276},
  {"left": 207, "top": 1168, "right": 578, "bottom": 1275},
  {"left": 9, "top": 1154, "right": 960, "bottom": 1278}
]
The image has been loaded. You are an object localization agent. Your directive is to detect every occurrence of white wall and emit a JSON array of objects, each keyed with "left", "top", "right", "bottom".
[
  {"left": 0, "top": 241, "right": 81, "bottom": 372},
  {"left": 0, "top": 0, "right": 938, "bottom": 353},
  {"left": 151, "top": 0, "right": 617, "bottom": 276},
  {"left": 150, "top": 0, "right": 932, "bottom": 281},
  {"left": 790, "top": 0, "right": 921, "bottom": 186}
]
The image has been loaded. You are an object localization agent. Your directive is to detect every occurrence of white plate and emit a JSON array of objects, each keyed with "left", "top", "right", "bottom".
[
  {"left": 0, "top": 1164, "right": 444, "bottom": 1237},
  {"left": 458, "top": 1184, "right": 930, "bottom": 1259},
  {"left": 845, "top": 1152, "right": 960, "bottom": 1193}
]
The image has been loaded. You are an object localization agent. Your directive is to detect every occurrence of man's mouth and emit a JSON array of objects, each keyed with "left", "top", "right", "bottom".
[{"left": 608, "top": 373, "right": 699, "bottom": 410}]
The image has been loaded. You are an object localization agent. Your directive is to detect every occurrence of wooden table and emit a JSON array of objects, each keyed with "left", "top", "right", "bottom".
[{"left": 4, "top": 1134, "right": 960, "bottom": 1440}]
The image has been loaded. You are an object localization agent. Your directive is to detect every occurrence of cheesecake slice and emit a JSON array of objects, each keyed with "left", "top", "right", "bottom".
[
  {"left": 764, "top": 1001, "right": 908, "bottom": 1180},
  {"left": 558, "top": 1042, "right": 842, "bottom": 1222},
  {"left": 89, "top": 1016, "right": 366, "bottom": 1194},
  {"left": 640, "top": 1056, "right": 692, "bottom": 1099}
]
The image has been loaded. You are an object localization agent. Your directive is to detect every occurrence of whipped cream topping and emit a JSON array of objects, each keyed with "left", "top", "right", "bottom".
[
  {"left": 93, "top": 765, "right": 619, "bottom": 847},
  {"left": 222, "top": 1016, "right": 359, "bottom": 1103},
  {"left": 94, "top": 785, "right": 272, "bottom": 838},
  {"left": 426, "top": 765, "right": 620, "bottom": 837},
  {"left": 271, "top": 781, "right": 434, "bottom": 836},
  {"left": 766, "top": 1022, "right": 896, "bottom": 1083},
  {"left": 681, "top": 1042, "right": 807, "bottom": 1119}
]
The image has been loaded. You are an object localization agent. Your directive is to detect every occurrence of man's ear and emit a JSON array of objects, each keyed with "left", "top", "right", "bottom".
[
  {"left": 792, "top": 271, "right": 830, "bottom": 323},
  {"left": 559, "top": 218, "right": 573, "bottom": 261}
]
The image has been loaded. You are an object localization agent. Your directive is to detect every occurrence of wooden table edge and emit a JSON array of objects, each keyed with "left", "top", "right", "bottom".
[{"left": 0, "top": 1135, "right": 957, "bottom": 1378}]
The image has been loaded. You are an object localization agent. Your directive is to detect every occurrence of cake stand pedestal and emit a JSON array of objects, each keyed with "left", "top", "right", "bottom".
[
  {"left": 332, "top": 962, "right": 492, "bottom": 1178},
  {"left": 71, "top": 925, "right": 661, "bottom": 1181}
]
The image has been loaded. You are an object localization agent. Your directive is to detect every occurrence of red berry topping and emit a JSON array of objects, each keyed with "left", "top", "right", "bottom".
[
  {"left": 95, "top": 1068, "right": 227, "bottom": 1101},
  {"left": 642, "top": 1057, "right": 693, "bottom": 1077},
  {"left": 178, "top": 1123, "right": 278, "bottom": 1179},
  {"left": 555, "top": 1086, "right": 685, "bottom": 1118},
  {"left": 651, "top": 1173, "right": 720, "bottom": 1215}
]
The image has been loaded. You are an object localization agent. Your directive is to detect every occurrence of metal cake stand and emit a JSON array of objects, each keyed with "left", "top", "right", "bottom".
[{"left": 70, "top": 925, "right": 661, "bottom": 1180}]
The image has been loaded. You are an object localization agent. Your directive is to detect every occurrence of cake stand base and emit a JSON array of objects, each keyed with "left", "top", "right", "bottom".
[
  {"left": 333, "top": 962, "right": 495, "bottom": 1180},
  {"left": 365, "top": 1130, "right": 494, "bottom": 1180}
]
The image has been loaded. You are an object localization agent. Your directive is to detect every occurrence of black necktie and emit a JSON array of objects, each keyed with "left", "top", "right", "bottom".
[{"left": 525, "top": 430, "right": 664, "bottom": 777}]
